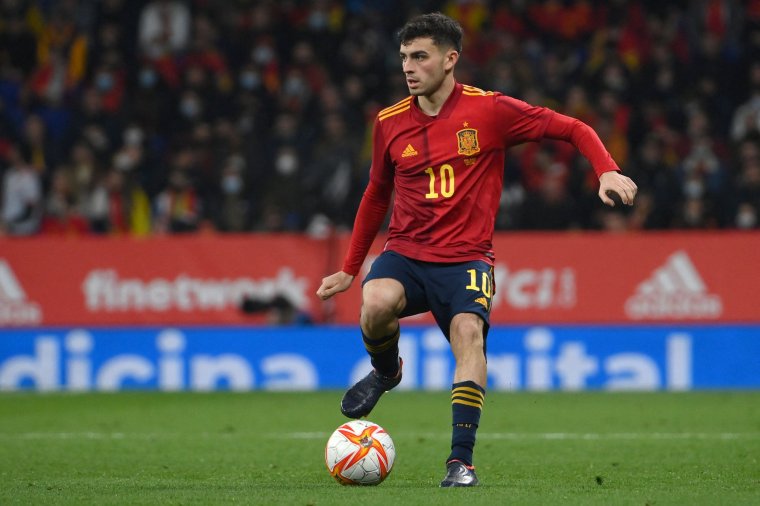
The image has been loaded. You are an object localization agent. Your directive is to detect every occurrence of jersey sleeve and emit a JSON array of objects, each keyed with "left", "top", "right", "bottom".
[
  {"left": 542, "top": 111, "right": 621, "bottom": 177},
  {"left": 493, "top": 95, "right": 554, "bottom": 145},
  {"left": 341, "top": 118, "right": 394, "bottom": 276},
  {"left": 494, "top": 94, "right": 620, "bottom": 177}
]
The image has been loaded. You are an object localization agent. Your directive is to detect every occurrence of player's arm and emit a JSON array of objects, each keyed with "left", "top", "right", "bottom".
[
  {"left": 495, "top": 95, "right": 637, "bottom": 206},
  {"left": 316, "top": 180, "right": 392, "bottom": 299},
  {"left": 316, "top": 120, "right": 394, "bottom": 300},
  {"left": 543, "top": 112, "right": 638, "bottom": 206}
]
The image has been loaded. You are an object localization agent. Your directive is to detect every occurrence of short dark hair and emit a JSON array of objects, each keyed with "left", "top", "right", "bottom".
[{"left": 397, "top": 12, "right": 463, "bottom": 53}]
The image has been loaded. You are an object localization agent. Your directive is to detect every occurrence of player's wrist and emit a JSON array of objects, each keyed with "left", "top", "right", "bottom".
[{"left": 340, "top": 260, "right": 361, "bottom": 277}]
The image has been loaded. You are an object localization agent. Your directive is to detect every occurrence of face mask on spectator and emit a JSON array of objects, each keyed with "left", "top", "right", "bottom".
[
  {"left": 736, "top": 207, "right": 757, "bottom": 229},
  {"left": 222, "top": 174, "right": 243, "bottom": 195},
  {"left": 180, "top": 98, "right": 200, "bottom": 119},
  {"left": 139, "top": 69, "right": 157, "bottom": 88},
  {"left": 308, "top": 11, "right": 328, "bottom": 30},
  {"left": 252, "top": 46, "right": 274, "bottom": 65},
  {"left": 283, "top": 76, "right": 307, "bottom": 97},
  {"left": 124, "top": 127, "right": 144, "bottom": 146},
  {"left": 114, "top": 151, "right": 134, "bottom": 171},
  {"left": 683, "top": 178, "right": 704, "bottom": 199},
  {"left": 96, "top": 72, "right": 114, "bottom": 91},
  {"left": 239, "top": 71, "right": 260, "bottom": 90},
  {"left": 276, "top": 152, "right": 298, "bottom": 176}
]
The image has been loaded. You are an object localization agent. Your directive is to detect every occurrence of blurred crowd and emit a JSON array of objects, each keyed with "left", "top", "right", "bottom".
[{"left": 1, "top": 0, "right": 759, "bottom": 237}]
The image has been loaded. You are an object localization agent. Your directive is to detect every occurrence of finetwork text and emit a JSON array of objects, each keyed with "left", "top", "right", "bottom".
[{"left": 82, "top": 268, "right": 308, "bottom": 312}]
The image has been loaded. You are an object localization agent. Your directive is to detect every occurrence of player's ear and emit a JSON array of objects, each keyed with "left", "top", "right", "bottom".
[{"left": 444, "top": 50, "right": 459, "bottom": 70}]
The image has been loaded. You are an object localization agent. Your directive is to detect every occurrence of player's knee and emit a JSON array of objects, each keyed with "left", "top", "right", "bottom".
[
  {"left": 360, "top": 300, "right": 396, "bottom": 331},
  {"left": 450, "top": 315, "right": 485, "bottom": 351},
  {"left": 360, "top": 289, "right": 401, "bottom": 332}
]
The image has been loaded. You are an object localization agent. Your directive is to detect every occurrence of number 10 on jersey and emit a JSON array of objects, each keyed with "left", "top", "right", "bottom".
[{"left": 424, "top": 164, "right": 455, "bottom": 199}]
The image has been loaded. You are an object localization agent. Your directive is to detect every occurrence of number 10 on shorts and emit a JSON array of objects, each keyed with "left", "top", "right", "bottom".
[{"left": 465, "top": 268, "right": 492, "bottom": 298}]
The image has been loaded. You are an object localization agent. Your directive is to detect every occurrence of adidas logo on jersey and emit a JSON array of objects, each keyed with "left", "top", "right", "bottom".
[
  {"left": 624, "top": 251, "right": 722, "bottom": 320},
  {"left": 401, "top": 144, "right": 418, "bottom": 158},
  {"left": 0, "top": 259, "right": 42, "bottom": 325}
]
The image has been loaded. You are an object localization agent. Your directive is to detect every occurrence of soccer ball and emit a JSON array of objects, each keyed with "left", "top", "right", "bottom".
[{"left": 324, "top": 420, "right": 395, "bottom": 485}]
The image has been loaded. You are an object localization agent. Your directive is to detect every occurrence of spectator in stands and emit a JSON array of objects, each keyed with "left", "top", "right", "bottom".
[
  {"left": 735, "top": 137, "right": 760, "bottom": 228},
  {"left": 66, "top": 87, "right": 122, "bottom": 164},
  {"left": 29, "top": 3, "right": 88, "bottom": 106},
  {"left": 520, "top": 168, "right": 581, "bottom": 230},
  {"left": 731, "top": 62, "right": 760, "bottom": 142},
  {"left": 213, "top": 153, "right": 249, "bottom": 232},
  {"left": 138, "top": 0, "right": 191, "bottom": 90},
  {"left": 301, "top": 112, "right": 361, "bottom": 229},
  {"left": 258, "top": 145, "right": 303, "bottom": 232},
  {"left": 625, "top": 134, "right": 680, "bottom": 229},
  {"left": 735, "top": 201, "right": 758, "bottom": 229},
  {"left": 1, "top": 144, "right": 42, "bottom": 236},
  {"left": 84, "top": 163, "right": 150, "bottom": 236},
  {"left": 138, "top": 0, "right": 191, "bottom": 60},
  {"left": 41, "top": 165, "right": 89, "bottom": 235},
  {"left": 21, "top": 114, "right": 52, "bottom": 174},
  {"left": 67, "top": 140, "right": 99, "bottom": 210},
  {"left": 154, "top": 164, "right": 201, "bottom": 234}
]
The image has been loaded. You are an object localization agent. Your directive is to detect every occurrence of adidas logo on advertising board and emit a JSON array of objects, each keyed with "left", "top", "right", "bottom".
[
  {"left": 0, "top": 259, "right": 42, "bottom": 325},
  {"left": 625, "top": 250, "right": 722, "bottom": 320}
]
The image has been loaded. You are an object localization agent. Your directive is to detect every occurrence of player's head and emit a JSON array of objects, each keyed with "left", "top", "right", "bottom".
[
  {"left": 397, "top": 12, "right": 463, "bottom": 53},
  {"left": 397, "top": 13, "right": 462, "bottom": 97}
]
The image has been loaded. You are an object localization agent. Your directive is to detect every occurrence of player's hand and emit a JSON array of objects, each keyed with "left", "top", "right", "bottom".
[
  {"left": 598, "top": 171, "right": 637, "bottom": 207},
  {"left": 316, "top": 271, "right": 355, "bottom": 300}
]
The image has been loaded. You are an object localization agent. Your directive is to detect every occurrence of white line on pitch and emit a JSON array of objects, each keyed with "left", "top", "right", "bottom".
[
  {"left": 279, "top": 431, "right": 758, "bottom": 441},
  {"left": 0, "top": 431, "right": 756, "bottom": 441}
]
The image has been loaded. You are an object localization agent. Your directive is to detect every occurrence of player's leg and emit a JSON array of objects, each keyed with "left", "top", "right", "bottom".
[
  {"left": 359, "top": 277, "right": 405, "bottom": 377},
  {"left": 429, "top": 260, "right": 492, "bottom": 487},
  {"left": 441, "top": 312, "right": 486, "bottom": 487},
  {"left": 450, "top": 313, "right": 487, "bottom": 386},
  {"left": 341, "top": 252, "right": 427, "bottom": 419},
  {"left": 340, "top": 277, "right": 406, "bottom": 418}
]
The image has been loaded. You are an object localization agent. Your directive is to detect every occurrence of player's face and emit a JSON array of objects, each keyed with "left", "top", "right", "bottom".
[{"left": 399, "top": 37, "right": 457, "bottom": 97}]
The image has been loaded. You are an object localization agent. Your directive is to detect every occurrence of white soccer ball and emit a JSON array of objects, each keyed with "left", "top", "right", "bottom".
[{"left": 324, "top": 420, "right": 395, "bottom": 485}]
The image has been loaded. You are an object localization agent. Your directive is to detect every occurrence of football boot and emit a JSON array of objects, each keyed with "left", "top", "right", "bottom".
[
  {"left": 340, "top": 358, "right": 403, "bottom": 419},
  {"left": 440, "top": 459, "right": 479, "bottom": 488}
]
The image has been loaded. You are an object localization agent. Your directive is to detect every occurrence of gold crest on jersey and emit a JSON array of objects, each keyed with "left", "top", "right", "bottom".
[{"left": 456, "top": 128, "right": 480, "bottom": 156}]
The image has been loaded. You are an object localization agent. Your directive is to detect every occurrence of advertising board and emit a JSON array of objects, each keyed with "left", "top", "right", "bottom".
[
  {"left": 1, "top": 325, "right": 757, "bottom": 391},
  {"left": 1, "top": 232, "right": 758, "bottom": 326}
]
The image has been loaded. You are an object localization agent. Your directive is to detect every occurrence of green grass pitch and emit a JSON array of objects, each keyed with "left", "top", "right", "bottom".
[{"left": 0, "top": 391, "right": 758, "bottom": 505}]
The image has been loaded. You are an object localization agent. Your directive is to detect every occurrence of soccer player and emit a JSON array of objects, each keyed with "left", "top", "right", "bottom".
[{"left": 316, "top": 12, "right": 637, "bottom": 487}]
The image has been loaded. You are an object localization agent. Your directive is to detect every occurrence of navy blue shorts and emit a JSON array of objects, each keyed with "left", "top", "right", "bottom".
[{"left": 363, "top": 250, "right": 494, "bottom": 340}]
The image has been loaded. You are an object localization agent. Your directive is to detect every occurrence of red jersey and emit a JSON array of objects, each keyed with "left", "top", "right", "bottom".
[{"left": 342, "top": 82, "right": 619, "bottom": 275}]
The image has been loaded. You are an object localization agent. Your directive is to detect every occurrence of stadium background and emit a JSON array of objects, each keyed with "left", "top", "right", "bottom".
[{"left": 1, "top": 0, "right": 759, "bottom": 392}]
